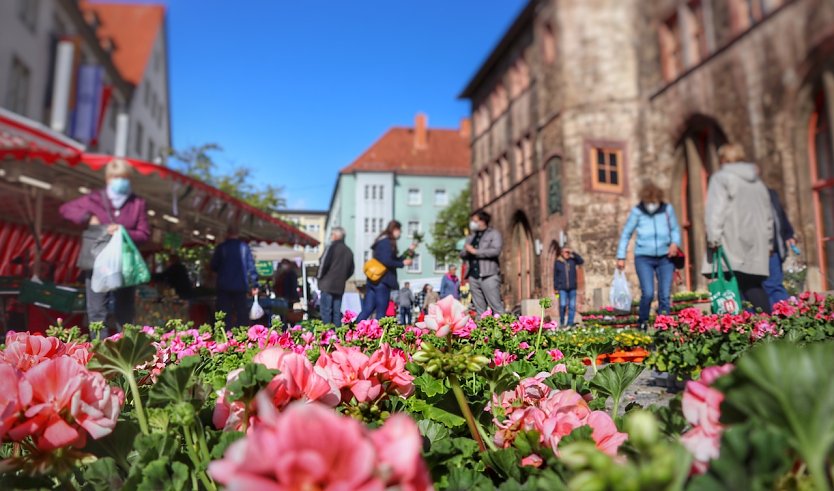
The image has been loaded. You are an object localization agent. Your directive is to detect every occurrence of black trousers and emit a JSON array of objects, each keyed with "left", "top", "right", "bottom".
[{"left": 735, "top": 272, "right": 771, "bottom": 314}]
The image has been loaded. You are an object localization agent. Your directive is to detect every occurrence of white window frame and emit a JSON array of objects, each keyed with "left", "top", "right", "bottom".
[
  {"left": 434, "top": 256, "right": 448, "bottom": 273},
  {"left": 364, "top": 218, "right": 369, "bottom": 233},
  {"left": 407, "top": 253, "right": 421, "bottom": 273},
  {"left": 408, "top": 188, "right": 422, "bottom": 206},
  {"left": 407, "top": 220, "right": 420, "bottom": 238},
  {"left": 434, "top": 188, "right": 448, "bottom": 206}
]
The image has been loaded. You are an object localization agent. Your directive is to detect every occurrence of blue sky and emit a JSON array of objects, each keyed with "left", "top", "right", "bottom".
[{"left": 156, "top": 0, "right": 526, "bottom": 210}]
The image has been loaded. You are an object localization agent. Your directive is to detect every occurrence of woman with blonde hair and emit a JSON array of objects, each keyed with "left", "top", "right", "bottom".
[
  {"left": 616, "top": 181, "right": 682, "bottom": 327},
  {"left": 60, "top": 159, "right": 150, "bottom": 330}
]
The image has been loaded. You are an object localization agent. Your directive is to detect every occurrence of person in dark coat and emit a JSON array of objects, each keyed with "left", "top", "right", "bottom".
[
  {"left": 273, "top": 259, "right": 300, "bottom": 314},
  {"left": 60, "top": 159, "right": 150, "bottom": 329},
  {"left": 153, "top": 254, "right": 194, "bottom": 300},
  {"left": 763, "top": 187, "right": 797, "bottom": 307},
  {"left": 317, "top": 227, "right": 355, "bottom": 325},
  {"left": 210, "top": 225, "right": 258, "bottom": 328},
  {"left": 357, "top": 220, "right": 415, "bottom": 321},
  {"left": 553, "top": 245, "right": 584, "bottom": 326}
]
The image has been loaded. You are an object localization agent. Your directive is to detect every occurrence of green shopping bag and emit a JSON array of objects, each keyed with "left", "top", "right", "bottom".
[
  {"left": 120, "top": 227, "right": 150, "bottom": 287},
  {"left": 708, "top": 246, "right": 742, "bottom": 315}
]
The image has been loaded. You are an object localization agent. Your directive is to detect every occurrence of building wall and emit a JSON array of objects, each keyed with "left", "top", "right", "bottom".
[
  {"left": 353, "top": 172, "right": 395, "bottom": 279},
  {"left": 279, "top": 212, "right": 327, "bottom": 264},
  {"left": 392, "top": 175, "right": 469, "bottom": 284},
  {"left": 127, "top": 27, "right": 170, "bottom": 163}
]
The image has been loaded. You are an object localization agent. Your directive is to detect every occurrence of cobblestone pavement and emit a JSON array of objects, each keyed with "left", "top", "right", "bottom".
[{"left": 588, "top": 367, "right": 678, "bottom": 415}]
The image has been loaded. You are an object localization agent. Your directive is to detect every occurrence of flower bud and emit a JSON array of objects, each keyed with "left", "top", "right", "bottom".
[
  {"left": 412, "top": 350, "right": 431, "bottom": 364},
  {"left": 625, "top": 411, "right": 659, "bottom": 448}
]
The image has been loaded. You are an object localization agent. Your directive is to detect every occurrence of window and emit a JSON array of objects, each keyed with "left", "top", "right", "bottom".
[
  {"left": 589, "top": 145, "right": 625, "bottom": 193},
  {"left": 434, "top": 256, "right": 447, "bottom": 273},
  {"left": 306, "top": 224, "right": 320, "bottom": 233},
  {"left": 434, "top": 189, "right": 448, "bottom": 206},
  {"left": 364, "top": 185, "right": 369, "bottom": 200},
  {"left": 684, "top": 1, "right": 708, "bottom": 65},
  {"left": 363, "top": 251, "right": 370, "bottom": 263},
  {"left": 508, "top": 57, "right": 530, "bottom": 98},
  {"left": 18, "top": 0, "right": 38, "bottom": 31},
  {"left": 134, "top": 123, "right": 144, "bottom": 155},
  {"left": 5, "top": 57, "right": 30, "bottom": 115},
  {"left": 542, "top": 23, "right": 556, "bottom": 64},
  {"left": 658, "top": 15, "right": 683, "bottom": 81},
  {"left": 408, "top": 188, "right": 421, "bottom": 205},
  {"left": 493, "top": 161, "right": 504, "bottom": 196},
  {"left": 479, "top": 169, "right": 491, "bottom": 205},
  {"left": 148, "top": 140, "right": 155, "bottom": 161},
  {"left": 490, "top": 85, "right": 508, "bottom": 118},
  {"left": 514, "top": 143, "right": 524, "bottom": 182},
  {"left": 523, "top": 137, "right": 534, "bottom": 176},
  {"left": 364, "top": 218, "right": 369, "bottom": 233},
  {"left": 547, "top": 156, "right": 563, "bottom": 215},
  {"left": 372, "top": 185, "right": 378, "bottom": 200},
  {"left": 407, "top": 220, "right": 420, "bottom": 238},
  {"left": 407, "top": 253, "right": 421, "bottom": 273},
  {"left": 378, "top": 185, "right": 384, "bottom": 199}
]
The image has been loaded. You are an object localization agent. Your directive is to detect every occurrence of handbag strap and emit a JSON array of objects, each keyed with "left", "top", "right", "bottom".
[{"left": 711, "top": 246, "right": 735, "bottom": 279}]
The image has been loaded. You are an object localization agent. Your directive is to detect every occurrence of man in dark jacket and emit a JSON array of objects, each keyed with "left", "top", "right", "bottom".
[
  {"left": 763, "top": 188, "right": 797, "bottom": 307},
  {"left": 460, "top": 211, "right": 504, "bottom": 315},
  {"left": 553, "top": 246, "right": 584, "bottom": 326},
  {"left": 317, "top": 227, "right": 355, "bottom": 325},
  {"left": 210, "top": 225, "right": 258, "bottom": 328}
]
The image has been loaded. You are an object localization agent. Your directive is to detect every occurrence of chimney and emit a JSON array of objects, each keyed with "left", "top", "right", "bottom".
[
  {"left": 459, "top": 117, "right": 471, "bottom": 140},
  {"left": 414, "top": 113, "right": 428, "bottom": 149}
]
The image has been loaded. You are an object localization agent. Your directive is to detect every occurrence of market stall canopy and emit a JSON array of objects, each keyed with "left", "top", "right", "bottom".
[
  {"left": 0, "top": 108, "right": 317, "bottom": 283},
  {"left": 251, "top": 243, "right": 307, "bottom": 263}
]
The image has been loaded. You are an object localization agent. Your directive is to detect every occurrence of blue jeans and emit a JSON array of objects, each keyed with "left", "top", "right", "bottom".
[
  {"left": 763, "top": 252, "right": 790, "bottom": 308},
  {"left": 319, "top": 292, "right": 342, "bottom": 326},
  {"left": 399, "top": 306, "right": 413, "bottom": 325},
  {"left": 559, "top": 289, "right": 577, "bottom": 326},
  {"left": 357, "top": 282, "right": 391, "bottom": 321},
  {"left": 634, "top": 255, "right": 674, "bottom": 324}
]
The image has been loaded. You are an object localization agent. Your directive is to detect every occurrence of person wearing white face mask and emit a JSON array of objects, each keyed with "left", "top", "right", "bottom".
[
  {"left": 616, "top": 181, "right": 682, "bottom": 327},
  {"left": 460, "top": 210, "right": 504, "bottom": 315},
  {"left": 60, "top": 159, "right": 150, "bottom": 331}
]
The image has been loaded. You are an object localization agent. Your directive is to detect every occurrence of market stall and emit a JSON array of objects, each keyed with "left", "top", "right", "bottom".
[{"left": 0, "top": 108, "right": 317, "bottom": 331}]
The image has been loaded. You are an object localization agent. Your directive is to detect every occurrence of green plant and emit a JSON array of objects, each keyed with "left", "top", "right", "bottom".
[{"left": 590, "top": 363, "right": 645, "bottom": 417}]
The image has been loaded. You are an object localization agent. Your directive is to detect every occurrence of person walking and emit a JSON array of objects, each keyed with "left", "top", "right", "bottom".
[
  {"left": 60, "top": 159, "right": 150, "bottom": 331},
  {"left": 460, "top": 210, "right": 504, "bottom": 315},
  {"left": 763, "top": 187, "right": 797, "bottom": 307},
  {"left": 415, "top": 284, "right": 429, "bottom": 314},
  {"left": 616, "top": 181, "right": 682, "bottom": 327},
  {"left": 210, "top": 224, "right": 259, "bottom": 327},
  {"left": 317, "top": 227, "right": 354, "bottom": 325},
  {"left": 397, "top": 282, "right": 415, "bottom": 325},
  {"left": 703, "top": 144, "right": 773, "bottom": 313},
  {"left": 423, "top": 284, "right": 439, "bottom": 312},
  {"left": 553, "top": 246, "right": 584, "bottom": 327},
  {"left": 357, "top": 220, "right": 415, "bottom": 321},
  {"left": 439, "top": 264, "right": 461, "bottom": 300}
]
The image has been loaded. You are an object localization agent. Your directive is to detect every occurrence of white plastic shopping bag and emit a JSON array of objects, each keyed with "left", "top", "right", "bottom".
[
  {"left": 609, "top": 270, "right": 633, "bottom": 313},
  {"left": 249, "top": 296, "right": 265, "bottom": 320},
  {"left": 91, "top": 230, "right": 123, "bottom": 293}
]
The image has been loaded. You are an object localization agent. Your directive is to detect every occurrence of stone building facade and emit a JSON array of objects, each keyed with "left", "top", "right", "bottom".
[{"left": 462, "top": 0, "right": 834, "bottom": 311}]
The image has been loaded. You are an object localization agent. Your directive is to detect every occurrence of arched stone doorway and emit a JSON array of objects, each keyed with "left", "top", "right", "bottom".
[
  {"left": 510, "top": 213, "right": 535, "bottom": 303},
  {"left": 671, "top": 117, "right": 727, "bottom": 291}
]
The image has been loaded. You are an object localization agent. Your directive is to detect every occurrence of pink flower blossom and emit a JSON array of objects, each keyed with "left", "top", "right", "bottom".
[
  {"left": 548, "top": 349, "right": 564, "bottom": 361},
  {"left": 341, "top": 310, "right": 357, "bottom": 324},
  {"left": 417, "top": 296, "right": 469, "bottom": 338},
  {"left": 521, "top": 454, "right": 543, "bottom": 468},
  {"left": 209, "top": 398, "right": 432, "bottom": 490},
  {"left": 492, "top": 349, "right": 517, "bottom": 367},
  {"left": 0, "top": 332, "right": 68, "bottom": 371},
  {"left": 254, "top": 348, "right": 340, "bottom": 409},
  {"left": 681, "top": 363, "right": 734, "bottom": 474}
]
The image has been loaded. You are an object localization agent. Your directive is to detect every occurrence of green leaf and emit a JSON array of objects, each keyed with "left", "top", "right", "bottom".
[
  {"left": 590, "top": 362, "right": 645, "bottom": 417},
  {"left": 445, "top": 466, "right": 494, "bottom": 490},
  {"left": 224, "top": 363, "right": 279, "bottom": 401},
  {"left": 482, "top": 448, "right": 522, "bottom": 481},
  {"left": 410, "top": 399, "right": 466, "bottom": 428},
  {"left": 209, "top": 430, "right": 245, "bottom": 459},
  {"left": 82, "top": 457, "right": 125, "bottom": 491},
  {"left": 89, "top": 330, "right": 156, "bottom": 378},
  {"left": 716, "top": 341, "right": 834, "bottom": 490},
  {"left": 413, "top": 374, "right": 448, "bottom": 397},
  {"left": 147, "top": 356, "right": 200, "bottom": 407},
  {"left": 136, "top": 458, "right": 188, "bottom": 491},
  {"left": 82, "top": 419, "right": 141, "bottom": 471},
  {"left": 418, "top": 419, "right": 451, "bottom": 445}
]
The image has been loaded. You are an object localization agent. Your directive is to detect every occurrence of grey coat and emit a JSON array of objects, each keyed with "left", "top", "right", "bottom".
[
  {"left": 703, "top": 162, "right": 773, "bottom": 277},
  {"left": 460, "top": 227, "right": 502, "bottom": 278}
]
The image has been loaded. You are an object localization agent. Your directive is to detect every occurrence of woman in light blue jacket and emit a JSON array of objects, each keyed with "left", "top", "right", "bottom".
[{"left": 616, "top": 182, "right": 682, "bottom": 326}]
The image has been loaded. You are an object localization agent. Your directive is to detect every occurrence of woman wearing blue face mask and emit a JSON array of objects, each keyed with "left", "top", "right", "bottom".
[
  {"left": 615, "top": 182, "right": 682, "bottom": 327},
  {"left": 60, "top": 159, "right": 150, "bottom": 332}
]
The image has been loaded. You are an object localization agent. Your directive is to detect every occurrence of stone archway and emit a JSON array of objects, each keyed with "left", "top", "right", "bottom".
[
  {"left": 671, "top": 117, "right": 727, "bottom": 291},
  {"left": 510, "top": 212, "right": 535, "bottom": 304}
]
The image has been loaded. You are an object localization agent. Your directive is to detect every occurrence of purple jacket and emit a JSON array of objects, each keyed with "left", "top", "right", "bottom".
[{"left": 59, "top": 190, "right": 150, "bottom": 244}]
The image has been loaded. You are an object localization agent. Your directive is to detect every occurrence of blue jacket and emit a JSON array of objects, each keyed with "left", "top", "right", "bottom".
[
  {"left": 617, "top": 203, "right": 682, "bottom": 259},
  {"left": 439, "top": 274, "right": 460, "bottom": 299},
  {"left": 370, "top": 237, "right": 404, "bottom": 289},
  {"left": 210, "top": 239, "right": 258, "bottom": 292},
  {"left": 554, "top": 254, "right": 584, "bottom": 291}
]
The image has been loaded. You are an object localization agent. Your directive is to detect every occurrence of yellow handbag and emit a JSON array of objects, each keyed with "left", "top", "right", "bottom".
[{"left": 363, "top": 258, "right": 387, "bottom": 283}]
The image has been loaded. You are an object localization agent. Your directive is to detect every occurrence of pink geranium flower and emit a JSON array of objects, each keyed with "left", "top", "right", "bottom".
[
  {"left": 209, "top": 398, "right": 432, "bottom": 490},
  {"left": 681, "top": 363, "right": 734, "bottom": 474},
  {"left": 492, "top": 349, "right": 517, "bottom": 367},
  {"left": 341, "top": 310, "right": 357, "bottom": 324},
  {"left": 417, "top": 296, "right": 470, "bottom": 337},
  {"left": 254, "top": 348, "right": 340, "bottom": 409},
  {"left": 1, "top": 332, "right": 69, "bottom": 371}
]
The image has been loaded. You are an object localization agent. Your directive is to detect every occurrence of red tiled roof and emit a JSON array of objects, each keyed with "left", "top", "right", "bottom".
[
  {"left": 80, "top": 1, "right": 165, "bottom": 85},
  {"left": 340, "top": 127, "right": 471, "bottom": 177}
]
